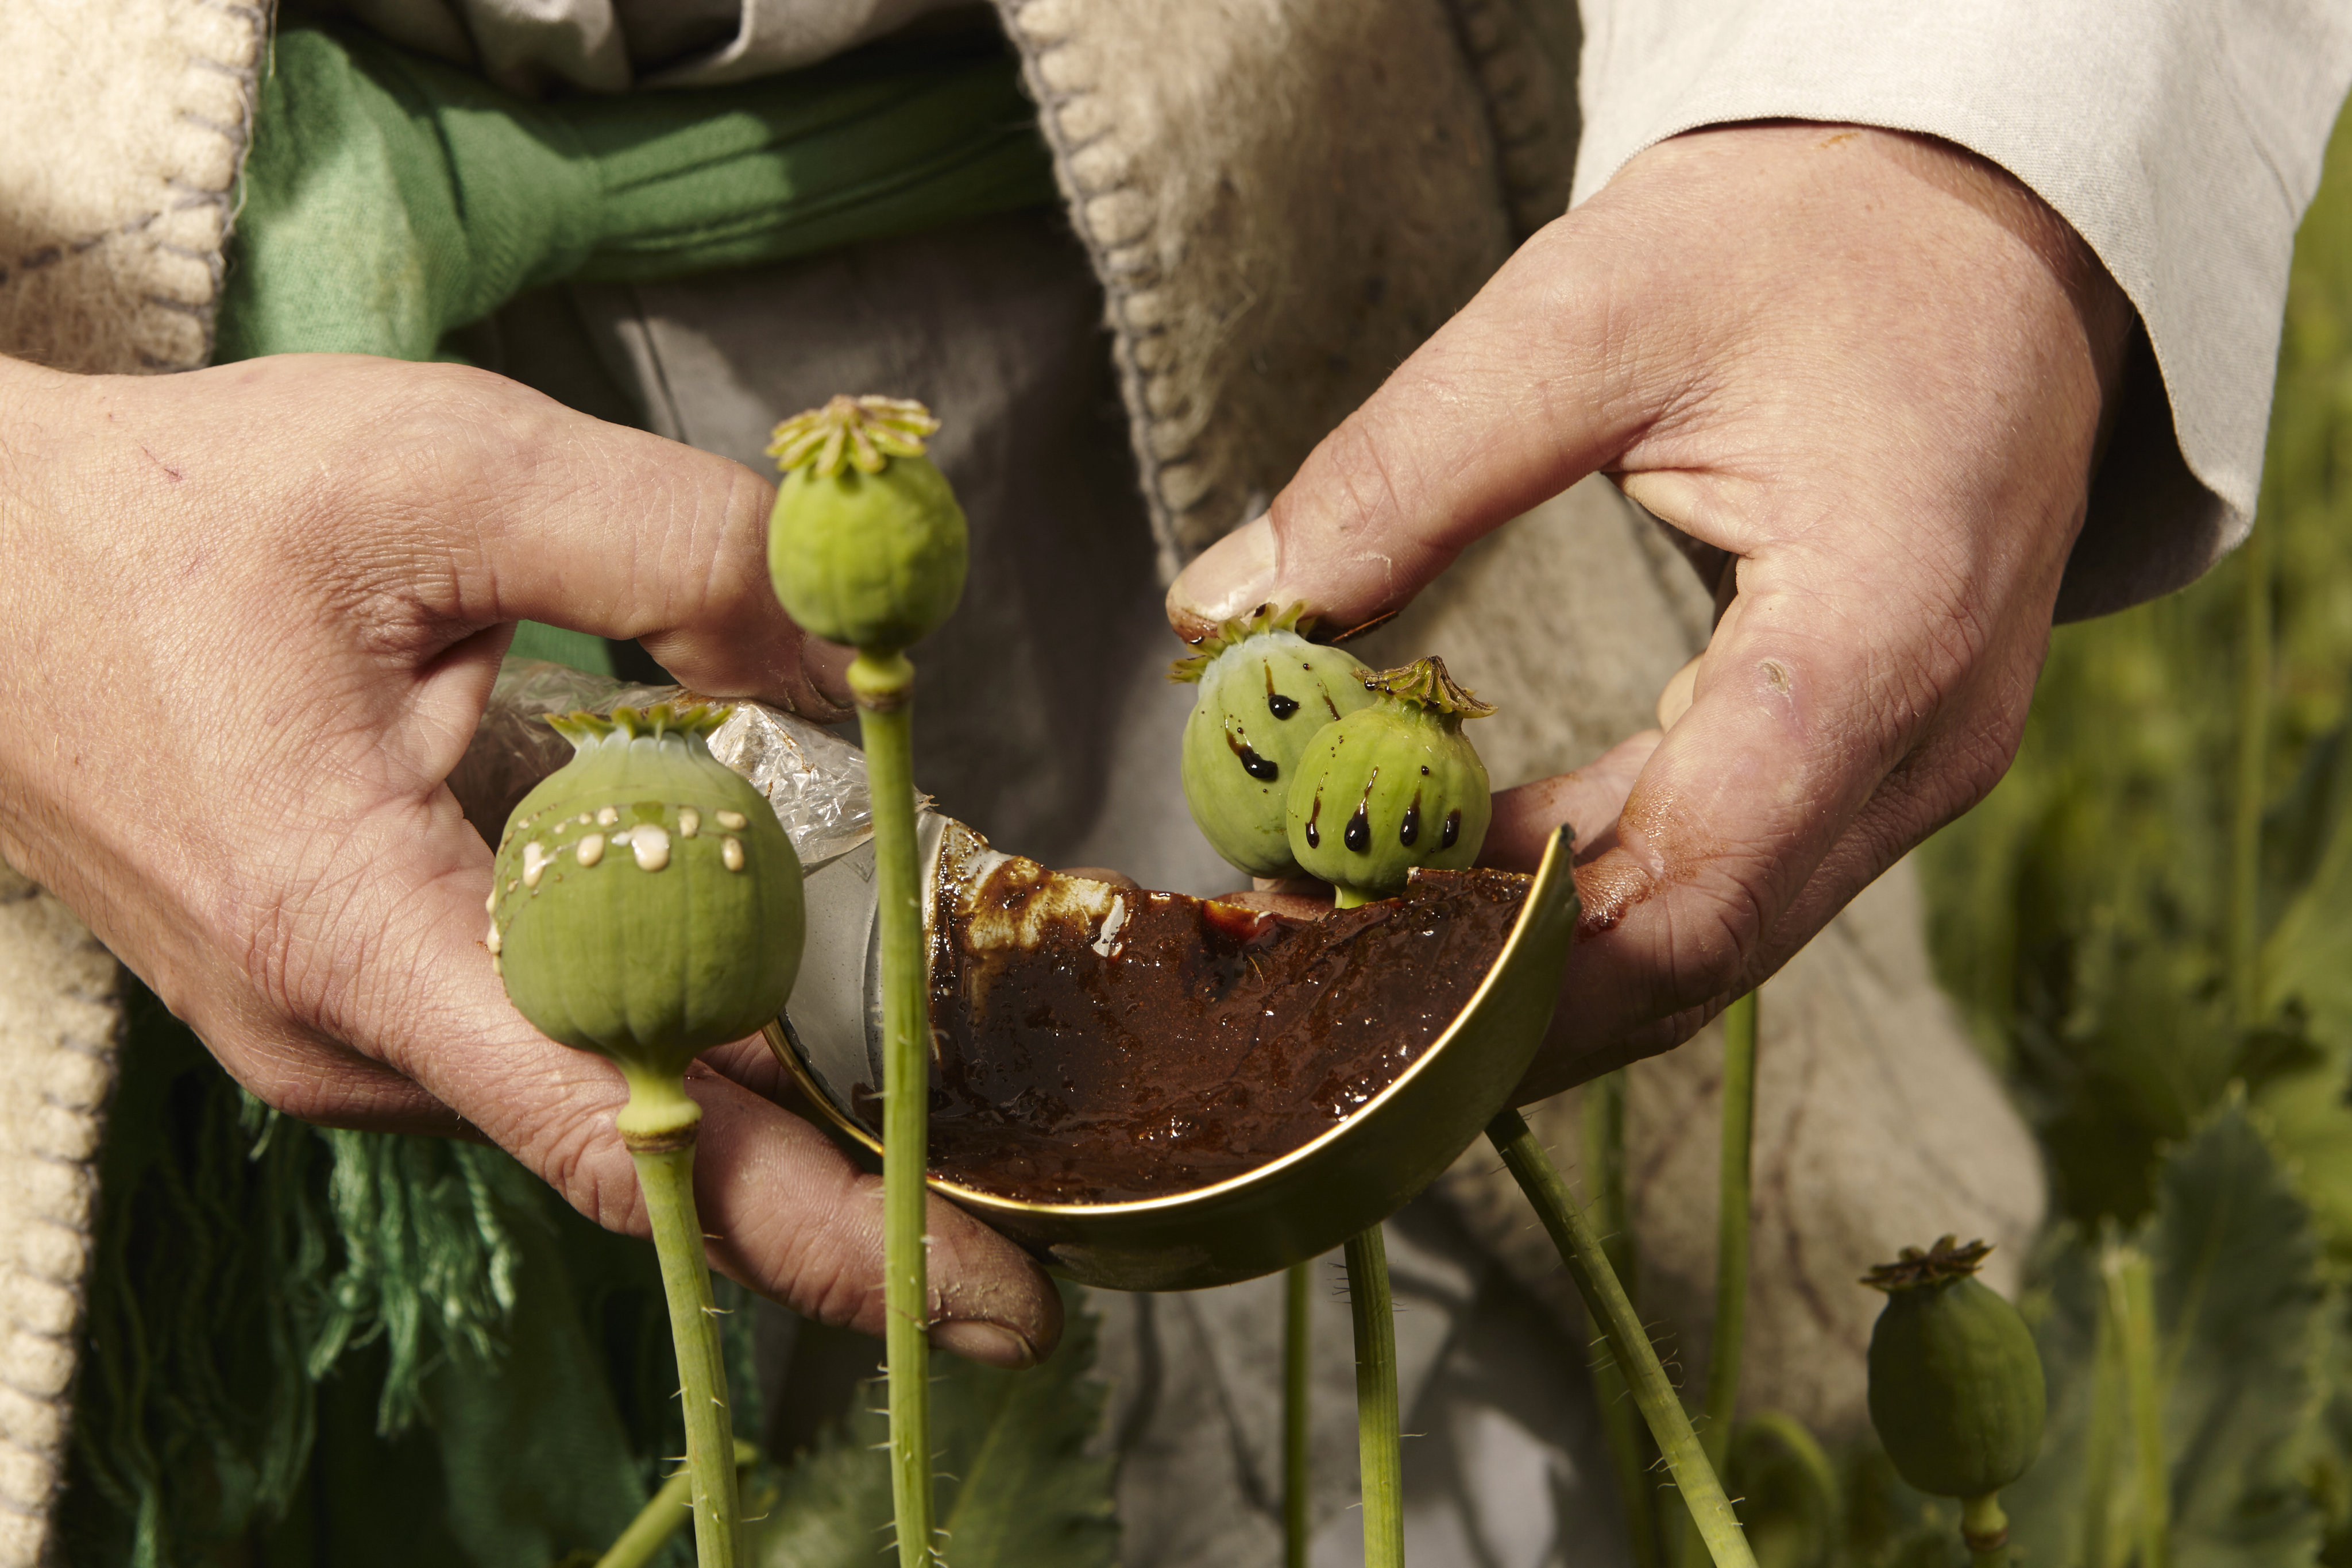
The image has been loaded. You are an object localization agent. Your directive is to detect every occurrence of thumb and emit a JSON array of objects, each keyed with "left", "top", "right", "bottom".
[
  {"left": 1165, "top": 218, "right": 1678, "bottom": 636},
  {"left": 145, "top": 354, "right": 853, "bottom": 717},
  {"left": 404, "top": 362, "right": 848, "bottom": 714}
]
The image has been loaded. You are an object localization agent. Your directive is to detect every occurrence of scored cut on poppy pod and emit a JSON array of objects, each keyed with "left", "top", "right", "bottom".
[
  {"left": 488, "top": 702, "right": 805, "bottom": 1082},
  {"left": 1286, "top": 655, "right": 1496, "bottom": 907},
  {"left": 1172, "top": 601, "right": 1379, "bottom": 879}
]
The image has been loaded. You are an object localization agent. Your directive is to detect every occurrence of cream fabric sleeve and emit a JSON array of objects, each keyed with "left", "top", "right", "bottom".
[{"left": 1572, "top": 0, "right": 2352, "bottom": 619}]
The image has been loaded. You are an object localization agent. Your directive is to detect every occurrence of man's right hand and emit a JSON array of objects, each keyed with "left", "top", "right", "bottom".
[
  {"left": 1168, "top": 126, "right": 2132, "bottom": 1097},
  {"left": 0, "top": 352, "right": 1059, "bottom": 1369}
]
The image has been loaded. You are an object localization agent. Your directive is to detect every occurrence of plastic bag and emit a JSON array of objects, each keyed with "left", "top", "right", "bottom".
[{"left": 451, "top": 659, "right": 879, "bottom": 871}]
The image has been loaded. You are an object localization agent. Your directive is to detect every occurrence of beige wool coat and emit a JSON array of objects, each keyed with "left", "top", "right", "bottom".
[{"left": 5, "top": 0, "right": 2347, "bottom": 1560}]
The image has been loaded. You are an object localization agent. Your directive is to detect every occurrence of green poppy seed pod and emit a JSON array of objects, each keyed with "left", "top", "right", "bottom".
[
  {"left": 766, "top": 395, "right": 968, "bottom": 653},
  {"left": 1172, "top": 603, "right": 1378, "bottom": 878},
  {"left": 1285, "top": 656, "right": 1495, "bottom": 907},
  {"left": 488, "top": 704, "right": 805, "bottom": 1082},
  {"left": 1864, "top": 1237, "right": 2046, "bottom": 1500}
]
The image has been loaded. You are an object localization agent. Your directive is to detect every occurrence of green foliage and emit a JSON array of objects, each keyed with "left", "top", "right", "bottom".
[
  {"left": 64, "top": 995, "right": 682, "bottom": 1568},
  {"left": 1726, "top": 1412, "right": 1844, "bottom": 1568},
  {"left": 1734, "top": 1110, "right": 2331, "bottom": 1568},
  {"left": 752, "top": 1287, "right": 1118, "bottom": 1568},
  {"left": 2003, "top": 1106, "right": 2328, "bottom": 1568},
  {"left": 2249, "top": 722, "right": 2352, "bottom": 1262},
  {"left": 1919, "top": 103, "right": 2352, "bottom": 1234},
  {"left": 1767, "top": 102, "right": 2352, "bottom": 1568}
]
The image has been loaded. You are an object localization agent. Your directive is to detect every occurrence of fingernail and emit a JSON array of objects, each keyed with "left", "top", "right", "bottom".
[
  {"left": 930, "top": 1319, "right": 1037, "bottom": 1369},
  {"left": 1167, "top": 516, "right": 1277, "bottom": 636}
]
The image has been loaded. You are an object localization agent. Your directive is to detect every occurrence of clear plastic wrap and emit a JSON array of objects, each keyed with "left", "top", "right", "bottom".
[
  {"left": 451, "top": 660, "right": 879, "bottom": 870},
  {"left": 704, "top": 699, "right": 880, "bottom": 870}
]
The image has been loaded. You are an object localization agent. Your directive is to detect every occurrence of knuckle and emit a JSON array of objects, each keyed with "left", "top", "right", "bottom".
[
  {"left": 1649, "top": 863, "right": 1769, "bottom": 1019},
  {"left": 222, "top": 1035, "right": 331, "bottom": 1117},
  {"left": 1915, "top": 591, "right": 1997, "bottom": 700},
  {"left": 786, "top": 1180, "right": 889, "bottom": 1331},
  {"left": 214, "top": 1028, "right": 393, "bottom": 1129},
  {"left": 1311, "top": 417, "right": 1413, "bottom": 541},
  {"left": 681, "top": 461, "right": 781, "bottom": 625},
  {"left": 521, "top": 1101, "right": 645, "bottom": 1231},
  {"left": 224, "top": 840, "right": 380, "bottom": 1045},
  {"left": 1946, "top": 725, "right": 2022, "bottom": 814},
  {"left": 1913, "top": 711, "right": 2029, "bottom": 833},
  {"left": 794, "top": 1254, "right": 888, "bottom": 1335}
]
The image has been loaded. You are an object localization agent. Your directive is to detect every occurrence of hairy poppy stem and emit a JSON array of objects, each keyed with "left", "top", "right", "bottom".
[
  {"left": 1346, "top": 1227, "right": 1403, "bottom": 1568},
  {"left": 619, "top": 1076, "right": 739, "bottom": 1568},
  {"left": 1702, "top": 992, "right": 1758, "bottom": 1466},
  {"left": 855, "top": 651, "right": 937, "bottom": 1568},
  {"left": 1585, "top": 1070, "right": 1663, "bottom": 1568},
  {"left": 1285, "top": 1260, "right": 1313, "bottom": 1568},
  {"left": 2104, "top": 1242, "right": 2168, "bottom": 1568},
  {"left": 1678, "top": 991, "right": 1760, "bottom": 1568},
  {"left": 1489, "top": 1109, "right": 1758, "bottom": 1568},
  {"left": 595, "top": 1439, "right": 759, "bottom": 1568}
]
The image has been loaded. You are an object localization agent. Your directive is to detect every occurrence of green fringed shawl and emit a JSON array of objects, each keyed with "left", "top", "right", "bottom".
[
  {"left": 67, "top": 21, "right": 1042, "bottom": 1563},
  {"left": 220, "top": 21, "right": 1055, "bottom": 363}
]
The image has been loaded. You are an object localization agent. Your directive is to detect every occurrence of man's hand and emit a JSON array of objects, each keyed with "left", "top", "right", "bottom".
[
  {"left": 0, "top": 352, "right": 1057, "bottom": 1366},
  {"left": 1168, "top": 125, "right": 2134, "bottom": 1096}
]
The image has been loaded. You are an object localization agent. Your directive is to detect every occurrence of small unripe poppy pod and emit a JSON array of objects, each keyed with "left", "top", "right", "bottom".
[
  {"left": 1172, "top": 603, "right": 1377, "bottom": 879},
  {"left": 1286, "top": 656, "right": 1494, "bottom": 907},
  {"left": 767, "top": 395, "right": 968, "bottom": 654},
  {"left": 1864, "top": 1237, "right": 2046, "bottom": 1500},
  {"left": 488, "top": 704, "right": 805, "bottom": 1081}
]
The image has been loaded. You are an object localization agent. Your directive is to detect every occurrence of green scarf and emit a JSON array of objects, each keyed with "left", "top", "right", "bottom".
[{"left": 221, "top": 21, "right": 1057, "bottom": 365}]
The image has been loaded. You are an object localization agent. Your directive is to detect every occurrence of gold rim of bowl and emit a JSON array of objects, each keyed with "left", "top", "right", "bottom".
[{"left": 760, "top": 824, "right": 1578, "bottom": 1221}]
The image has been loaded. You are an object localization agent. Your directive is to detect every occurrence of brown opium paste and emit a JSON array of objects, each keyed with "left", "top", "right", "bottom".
[{"left": 877, "top": 833, "right": 1529, "bottom": 1203}]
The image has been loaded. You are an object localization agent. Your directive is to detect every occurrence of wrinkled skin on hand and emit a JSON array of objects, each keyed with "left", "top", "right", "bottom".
[
  {"left": 1169, "top": 125, "right": 2135, "bottom": 1098},
  {"left": 0, "top": 353, "right": 1057, "bottom": 1368}
]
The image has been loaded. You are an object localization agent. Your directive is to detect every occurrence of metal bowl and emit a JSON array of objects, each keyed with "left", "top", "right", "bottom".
[{"left": 763, "top": 824, "right": 1578, "bottom": 1292}]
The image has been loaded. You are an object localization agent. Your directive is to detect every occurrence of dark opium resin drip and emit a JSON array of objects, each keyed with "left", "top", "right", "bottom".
[{"left": 863, "top": 845, "right": 1530, "bottom": 1204}]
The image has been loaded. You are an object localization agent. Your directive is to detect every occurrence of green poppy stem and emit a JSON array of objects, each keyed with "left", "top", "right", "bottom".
[
  {"left": 1677, "top": 992, "right": 1758, "bottom": 1568},
  {"left": 1701, "top": 992, "right": 1757, "bottom": 1466},
  {"left": 2076, "top": 1264, "right": 2127, "bottom": 1568},
  {"left": 1346, "top": 1226, "right": 1404, "bottom": 1568},
  {"left": 2229, "top": 516, "right": 2274, "bottom": 1032},
  {"left": 2104, "top": 1242, "right": 2169, "bottom": 1568},
  {"left": 617, "top": 1072, "right": 739, "bottom": 1568},
  {"left": 596, "top": 1439, "right": 760, "bottom": 1568},
  {"left": 1488, "top": 1108, "right": 1757, "bottom": 1568},
  {"left": 1732, "top": 1411, "right": 1841, "bottom": 1568},
  {"left": 1961, "top": 1493, "right": 2011, "bottom": 1568},
  {"left": 1285, "top": 1260, "right": 1314, "bottom": 1568},
  {"left": 851, "top": 650, "right": 937, "bottom": 1568},
  {"left": 1584, "top": 1071, "right": 1663, "bottom": 1568},
  {"left": 598, "top": 1454, "right": 698, "bottom": 1568}
]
